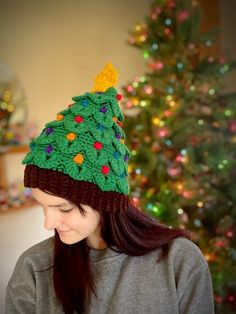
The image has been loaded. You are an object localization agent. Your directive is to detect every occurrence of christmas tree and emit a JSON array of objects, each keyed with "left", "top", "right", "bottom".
[{"left": 122, "top": 0, "right": 236, "bottom": 313}]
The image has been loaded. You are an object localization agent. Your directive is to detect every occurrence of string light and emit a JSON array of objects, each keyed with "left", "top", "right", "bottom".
[
  {"left": 198, "top": 119, "right": 204, "bottom": 125},
  {"left": 208, "top": 89, "right": 215, "bottom": 95},
  {"left": 165, "top": 18, "right": 172, "bottom": 25},
  {"left": 152, "top": 43, "right": 159, "bottom": 50},
  {"left": 205, "top": 40, "right": 212, "bottom": 46},
  {"left": 7, "top": 104, "right": 15, "bottom": 112},
  {"left": 167, "top": 87, "right": 174, "bottom": 94},
  {"left": 219, "top": 64, "right": 229, "bottom": 74},
  {"left": 169, "top": 100, "right": 176, "bottom": 107},
  {"left": 190, "top": 85, "right": 196, "bottom": 91},
  {"left": 224, "top": 109, "right": 232, "bottom": 116},
  {"left": 135, "top": 25, "right": 141, "bottom": 31},
  {"left": 152, "top": 117, "right": 160, "bottom": 125},
  {"left": 140, "top": 100, "right": 147, "bottom": 107},
  {"left": 127, "top": 85, "right": 133, "bottom": 92},
  {"left": 144, "top": 85, "right": 153, "bottom": 94},
  {"left": 197, "top": 201, "right": 204, "bottom": 208},
  {"left": 178, "top": 208, "right": 184, "bottom": 214},
  {"left": 1, "top": 102, "right": 8, "bottom": 110}
]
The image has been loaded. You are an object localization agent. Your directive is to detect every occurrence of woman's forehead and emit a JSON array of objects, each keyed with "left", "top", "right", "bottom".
[{"left": 32, "top": 188, "right": 69, "bottom": 206}]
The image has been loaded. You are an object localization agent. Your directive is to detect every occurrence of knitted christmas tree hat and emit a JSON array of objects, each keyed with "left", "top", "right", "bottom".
[{"left": 23, "top": 63, "right": 131, "bottom": 211}]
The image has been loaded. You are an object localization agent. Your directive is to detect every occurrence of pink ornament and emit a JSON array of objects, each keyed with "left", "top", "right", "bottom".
[
  {"left": 150, "top": 12, "right": 158, "bottom": 20},
  {"left": 228, "top": 294, "right": 235, "bottom": 303},
  {"left": 144, "top": 85, "right": 153, "bottom": 94},
  {"left": 127, "top": 85, "right": 133, "bottom": 92},
  {"left": 157, "top": 127, "right": 169, "bottom": 138},
  {"left": 132, "top": 196, "right": 140, "bottom": 206},
  {"left": 215, "top": 240, "right": 226, "bottom": 247},
  {"left": 182, "top": 190, "right": 193, "bottom": 199},
  {"left": 178, "top": 10, "right": 190, "bottom": 22},
  {"left": 154, "top": 6, "right": 162, "bottom": 14},
  {"left": 219, "top": 55, "right": 227, "bottom": 64},
  {"left": 128, "top": 37, "right": 136, "bottom": 45},
  {"left": 167, "top": 166, "right": 181, "bottom": 177},
  {"left": 229, "top": 120, "right": 236, "bottom": 132},
  {"left": 226, "top": 230, "right": 234, "bottom": 238},
  {"left": 149, "top": 61, "right": 164, "bottom": 70},
  {"left": 164, "top": 110, "right": 172, "bottom": 117},
  {"left": 176, "top": 155, "right": 183, "bottom": 162},
  {"left": 167, "top": 1, "right": 176, "bottom": 8},
  {"left": 164, "top": 28, "right": 171, "bottom": 35},
  {"left": 214, "top": 295, "right": 224, "bottom": 304},
  {"left": 125, "top": 100, "right": 133, "bottom": 108}
]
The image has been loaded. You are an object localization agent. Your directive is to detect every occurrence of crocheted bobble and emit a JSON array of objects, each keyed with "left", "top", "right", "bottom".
[{"left": 23, "top": 87, "right": 131, "bottom": 195}]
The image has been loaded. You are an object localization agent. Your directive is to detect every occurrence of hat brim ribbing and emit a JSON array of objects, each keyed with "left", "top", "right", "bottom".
[{"left": 24, "top": 165, "right": 130, "bottom": 212}]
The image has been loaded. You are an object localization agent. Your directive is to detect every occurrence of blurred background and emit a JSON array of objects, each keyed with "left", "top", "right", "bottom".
[{"left": 0, "top": 0, "right": 235, "bottom": 313}]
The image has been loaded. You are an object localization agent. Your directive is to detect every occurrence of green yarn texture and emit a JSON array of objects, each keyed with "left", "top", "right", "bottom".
[{"left": 22, "top": 87, "right": 131, "bottom": 195}]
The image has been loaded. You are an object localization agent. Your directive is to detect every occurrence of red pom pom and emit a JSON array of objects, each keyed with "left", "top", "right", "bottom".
[
  {"left": 74, "top": 115, "right": 84, "bottom": 123},
  {"left": 116, "top": 93, "right": 122, "bottom": 101},
  {"left": 117, "top": 121, "right": 123, "bottom": 127},
  {"left": 93, "top": 142, "right": 103, "bottom": 150},
  {"left": 101, "top": 165, "right": 110, "bottom": 175}
]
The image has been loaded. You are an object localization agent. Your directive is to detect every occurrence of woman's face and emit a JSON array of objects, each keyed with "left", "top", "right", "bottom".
[{"left": 32, "top": 188, "right": 102, "bottom": 248}]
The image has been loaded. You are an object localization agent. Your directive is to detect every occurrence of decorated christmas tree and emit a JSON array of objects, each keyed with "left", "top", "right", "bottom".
[{"left": 122, "top": 0, "right": 236, "bottom": 313}]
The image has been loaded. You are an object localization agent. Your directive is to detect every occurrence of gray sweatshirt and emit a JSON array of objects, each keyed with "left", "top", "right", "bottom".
[{"left": 5, "top": 236, "right": 214, "bottom": 314}]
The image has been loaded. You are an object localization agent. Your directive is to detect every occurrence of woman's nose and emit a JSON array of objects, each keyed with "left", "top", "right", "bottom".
[{"left": 43, "top": 209, "right": 60, "bottom": 230}]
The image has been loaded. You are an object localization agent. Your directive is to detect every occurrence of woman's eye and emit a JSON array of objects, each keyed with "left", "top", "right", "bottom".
[{"left": 60, "top": 207, "right": 74, "bottom": 213}]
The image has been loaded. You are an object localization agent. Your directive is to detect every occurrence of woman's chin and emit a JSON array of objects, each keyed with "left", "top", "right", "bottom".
[{"left": 58, "top": 232, "right": 80, "bottom": 245}]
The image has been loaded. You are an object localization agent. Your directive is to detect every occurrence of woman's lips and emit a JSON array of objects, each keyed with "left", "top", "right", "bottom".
[{"left": 57, "top": 229, "right": 71, "bottom": 234}]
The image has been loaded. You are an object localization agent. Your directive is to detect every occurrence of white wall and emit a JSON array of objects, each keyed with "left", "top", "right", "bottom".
[
  {"left": 0, "top": 206, "right": 53, "bottom": 313},
  {"left": 0, "top": 0, "right": 152, "bottom": 129}
]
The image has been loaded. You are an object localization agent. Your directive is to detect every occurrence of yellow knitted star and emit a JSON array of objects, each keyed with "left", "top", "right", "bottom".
[{"left": 91, "top": 62, "right": 119, "bottom": 92}]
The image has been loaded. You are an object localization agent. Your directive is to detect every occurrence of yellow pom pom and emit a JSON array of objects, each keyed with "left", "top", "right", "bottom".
[
  {"left": 73, "top": 153, "right": 84, "bottom": 164},
  {"left": 120, "top": 139, "right": 125, "bottom": 144},
  {"left": 112, "top": 116, "right": 118, "bottom": 122},
  {"left": 57, "top": 114, "right": 64, "bottom": 121},
  {"left": 66, "top": 132, "right": 76, "bottom": 141},
  {"left": 91, "top": 62, "right": 118, "bottom": 92}
]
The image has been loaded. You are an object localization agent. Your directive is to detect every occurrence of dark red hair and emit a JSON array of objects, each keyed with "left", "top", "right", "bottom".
[
  {"left": 53, "top": 203, "right": 190, "bottom": 314},
  {"left": 24, "top": 165, "right": 190, "bottom": 313}
]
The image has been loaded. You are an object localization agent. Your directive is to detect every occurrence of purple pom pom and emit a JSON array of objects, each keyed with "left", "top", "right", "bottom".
[
  {"left": 46, "top": 127, "right": 54, "bottom": 135},
  {"left": 45, "top": 145, "right": 53, "bottom": 154}
]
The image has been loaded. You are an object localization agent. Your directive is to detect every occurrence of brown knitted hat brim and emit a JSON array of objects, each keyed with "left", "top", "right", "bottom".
[{"left": 24, "top": 165, "right": 130, "bottom": 212}]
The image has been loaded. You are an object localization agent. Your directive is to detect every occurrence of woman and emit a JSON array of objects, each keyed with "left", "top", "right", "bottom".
[{"left": 5, "top": 64, "right": 214, "bottom": 314}]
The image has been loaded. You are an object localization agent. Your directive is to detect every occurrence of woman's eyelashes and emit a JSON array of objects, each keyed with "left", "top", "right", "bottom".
[{"left": 59, "top": 207, "right": 74, "bottom": 213}]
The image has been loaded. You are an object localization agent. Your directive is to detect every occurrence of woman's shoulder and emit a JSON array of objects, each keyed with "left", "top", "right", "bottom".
[
  {"left": 15, "top": 236, "right": 54, "bottom": 271},
  {"left": 167, "top": 236, "right": 208, "bottom": 272},
  {"left": 140, "top": 236, "right": 207, "bottom": 273}
]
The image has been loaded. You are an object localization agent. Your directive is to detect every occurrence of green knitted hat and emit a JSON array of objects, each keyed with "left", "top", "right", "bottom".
[{"left": 23, "top": 63, "right": 131, "bottom": 211}]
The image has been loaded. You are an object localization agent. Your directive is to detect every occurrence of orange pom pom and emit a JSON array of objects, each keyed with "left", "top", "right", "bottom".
[
  {"left": 73, "top": 154, "right": 84, "bottom": 164},
  {"left": 66, "top": 133, "right": 76, "bottom": 141},
  {"left": 57, "top": 114, "right": 64, "bottom": 121}
]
